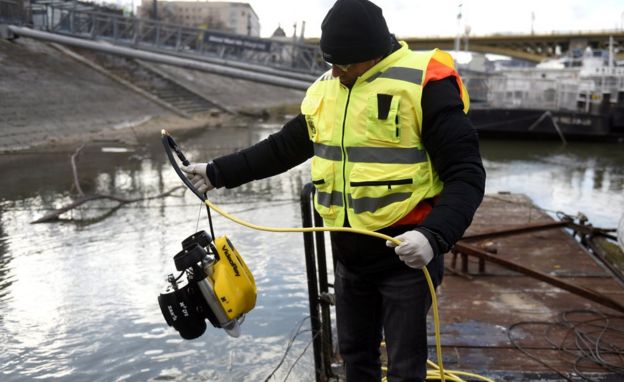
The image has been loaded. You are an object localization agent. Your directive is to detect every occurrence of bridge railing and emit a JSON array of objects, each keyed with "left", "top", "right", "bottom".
[
  {"left": 0, "top": 0, "right": 26, "bottom": 24},
  {"left": 35, "top": 3, "right": 326, "bottom": 76}
]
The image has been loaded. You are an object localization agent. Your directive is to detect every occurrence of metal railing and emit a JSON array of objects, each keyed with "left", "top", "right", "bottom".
[
  {"left": 300, "top": 183, "right": 336, "bottom": 382},
  {"left": 0, "top": 0, "right": 25, "bottom": 24},
  {"left": 33, "top": 2, "right": 325, "bottom": 76}
]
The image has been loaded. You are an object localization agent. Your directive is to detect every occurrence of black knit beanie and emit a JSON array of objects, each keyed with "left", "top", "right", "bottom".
[{"left": 320, "top": 0, "right": 392, "bottom": 65}]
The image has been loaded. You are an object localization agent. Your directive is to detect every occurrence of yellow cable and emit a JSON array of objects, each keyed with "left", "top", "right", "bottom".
[{"left": 202, "top": 198, "right": 493, "bottom": 382}]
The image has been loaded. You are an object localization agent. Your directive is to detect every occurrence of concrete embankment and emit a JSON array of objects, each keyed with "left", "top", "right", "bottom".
[{"left": 0, "top": 36, "right": 306, "bottom": 153}]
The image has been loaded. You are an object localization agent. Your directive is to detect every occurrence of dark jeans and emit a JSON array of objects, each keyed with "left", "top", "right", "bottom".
[{"left": 334, "top": 261, "right": 433, "bottom": 382}]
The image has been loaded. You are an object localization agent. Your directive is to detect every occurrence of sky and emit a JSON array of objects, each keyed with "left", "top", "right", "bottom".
[{"left": 129, "top": 0, "right": 624, "bottom": 38}]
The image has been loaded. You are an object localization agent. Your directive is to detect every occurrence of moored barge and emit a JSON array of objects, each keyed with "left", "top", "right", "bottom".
[{"left": 466, "top": 48, "right": 624, "bottom": 142}]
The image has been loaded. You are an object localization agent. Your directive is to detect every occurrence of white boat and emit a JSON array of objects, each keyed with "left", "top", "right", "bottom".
[{"left": 467, "top": 45, "right": 624, "bottom": 142}]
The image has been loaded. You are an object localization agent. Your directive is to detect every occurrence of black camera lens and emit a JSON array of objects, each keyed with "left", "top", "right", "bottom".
[
  {"left": 173, "top": 244, "right": 206, "bottom": 271},
  {"left": 158, "top": 282, "right": 207, "bottom": 340},
  {"left": 182, "top": 231, "right": 212, "bottom": 250}
]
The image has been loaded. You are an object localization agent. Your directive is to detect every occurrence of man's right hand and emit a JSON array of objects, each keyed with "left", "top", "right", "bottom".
[{"left": 180, "top": 162, "right": 214, "bottom": 193}]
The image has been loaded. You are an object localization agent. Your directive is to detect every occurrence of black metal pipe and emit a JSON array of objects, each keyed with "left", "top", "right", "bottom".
[
  {"left": 313, "top": 209, "right": 334, "bottom": 377},
  {"left": 300, "top": 183, "right": 323, "bottom": 382},
  {"left": 8, "top": 26, "right": 313, "bottom": 90}
]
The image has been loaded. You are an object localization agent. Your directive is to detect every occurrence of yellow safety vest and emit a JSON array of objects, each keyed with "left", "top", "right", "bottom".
[{"left": 301, "top": 42, "right": 469, "bottom": 231}]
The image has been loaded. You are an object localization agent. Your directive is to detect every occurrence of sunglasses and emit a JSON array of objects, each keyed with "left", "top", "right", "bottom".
[{"left": 327, "top": 62, "right": 352, "bottom": 72}]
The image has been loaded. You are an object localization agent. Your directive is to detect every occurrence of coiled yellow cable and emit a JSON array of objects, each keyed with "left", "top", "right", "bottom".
[{"left": 202, "top": 198, "right": 495, "bottom": 382}]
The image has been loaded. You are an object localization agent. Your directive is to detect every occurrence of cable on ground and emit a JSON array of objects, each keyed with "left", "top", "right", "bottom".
[{"left": 508, "top": 309, "right": 624, "bottom": 381}]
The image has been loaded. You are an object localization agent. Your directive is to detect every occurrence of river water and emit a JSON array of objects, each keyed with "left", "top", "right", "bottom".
[{"left": 0, "top": 123, "right": 622, "bottom": 381}]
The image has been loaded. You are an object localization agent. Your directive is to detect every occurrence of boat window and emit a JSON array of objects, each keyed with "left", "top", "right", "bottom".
[{"left": 544, "top": 88, "right": 556, "bottom": 102}]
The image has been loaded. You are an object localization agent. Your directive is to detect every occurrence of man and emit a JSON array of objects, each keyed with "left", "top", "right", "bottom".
[{"left": 182, "top": 0, "right": 485, "bottom": 380}]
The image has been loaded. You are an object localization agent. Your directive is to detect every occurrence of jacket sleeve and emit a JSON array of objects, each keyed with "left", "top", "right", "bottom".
[
  {"left": 207, "top": 114, "right": 313, "bottom": 188},
  {"left": 417, "top": 77, "right": 486, "bottom": 255}
]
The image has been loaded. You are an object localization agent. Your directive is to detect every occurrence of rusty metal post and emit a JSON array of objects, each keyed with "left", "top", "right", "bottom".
[
  {"left": 461, "top": 221, "right": 567, "bottom": 241},
  {"left": 461, "top": 252, "right": 468, "bottom": 273},
  {"left": 454, "top": 242, "right": 624, "bottom": 314},
  {"left": 451, "top": 250, "right": 458, "bottom": 269}
]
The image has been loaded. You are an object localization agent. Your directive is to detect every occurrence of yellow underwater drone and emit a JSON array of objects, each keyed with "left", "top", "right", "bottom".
[{"left": 158, "top": 131, "right": 257, "bottom": 339}]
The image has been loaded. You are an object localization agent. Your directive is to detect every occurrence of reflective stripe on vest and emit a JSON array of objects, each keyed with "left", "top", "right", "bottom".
[
  {"left": 366, "top": 67, "right": 423, "bottom": 85},
  {"left": 314, "top": 143, "right": 427, "bottom": 164},
  {"left": 348, "top": 146, "right": 427, "bottom": 164},
  {"left": 348, "top": 192, "right": 412, "bottom": 214},
  {"left": 317, "top": 190, "right": 344, "bottom": 208},
  {"left": 313, "top": 143, "right": 341, "bottom": 161}
]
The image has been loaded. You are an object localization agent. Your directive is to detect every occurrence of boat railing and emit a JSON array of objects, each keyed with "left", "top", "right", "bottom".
[
  {"left": 0, "top": 0, "right": 25, "bottom": 25},
  {"left": 487, "top": 75, "right": 562, "bottom": 110},
  {"left": 483, "top": 68, "right": 624, "bottom": 112}
]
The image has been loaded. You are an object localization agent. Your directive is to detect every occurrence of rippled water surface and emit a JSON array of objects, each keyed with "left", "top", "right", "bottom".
[{"left": 0, "top": 124, "right": 622, "bottom": 381}]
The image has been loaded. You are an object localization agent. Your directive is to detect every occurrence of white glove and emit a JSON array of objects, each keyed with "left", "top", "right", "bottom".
[
  {"left": 180, "top": 162, "right": 214, "bottom": 193},
  {"left": 386, "top": 230, "right": 434, "bottom": 269}
]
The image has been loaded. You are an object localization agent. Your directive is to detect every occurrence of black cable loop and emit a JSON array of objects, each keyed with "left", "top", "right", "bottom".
[
  {"left": 162, "top": 131, "right": 217, "bottom": 237},
  {"left": 509, "top": 309, "right": 624, "bottom": 379}
]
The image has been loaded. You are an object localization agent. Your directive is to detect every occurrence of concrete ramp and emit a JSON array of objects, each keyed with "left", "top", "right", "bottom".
[{"left": 0, "top": 37, "right": 164, "bottom": 151}]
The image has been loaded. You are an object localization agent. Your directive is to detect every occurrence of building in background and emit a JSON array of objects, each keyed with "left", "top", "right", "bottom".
[{"left": 138, "top": 1, "right": 259, "bottom": 36}]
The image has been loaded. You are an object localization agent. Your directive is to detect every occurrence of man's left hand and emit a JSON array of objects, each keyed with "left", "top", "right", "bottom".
[
  {"left": 386, "top": 230, "right": 434, "bottom": 269},
  {"left": 180, "top": 162, "right": 214, "bottom": 193}
]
